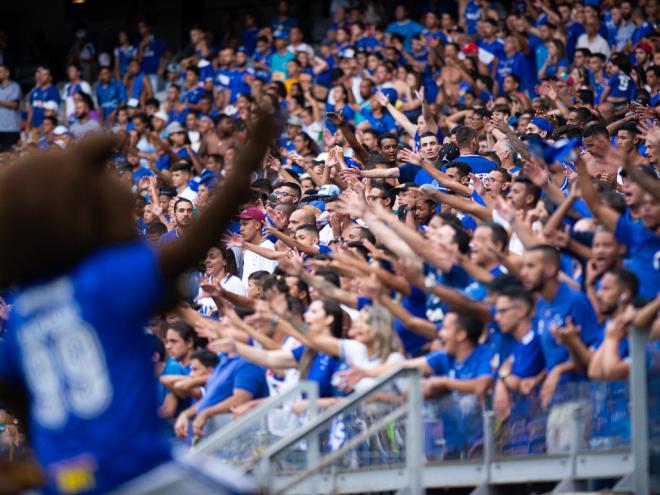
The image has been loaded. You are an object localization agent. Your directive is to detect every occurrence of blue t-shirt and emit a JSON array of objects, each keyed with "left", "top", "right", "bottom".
[
  {"left": 0, "top": 242, "right": 171, "bottom": 494},
  {"left": 196, "top": 356, "right": 268, "bottom": 412},
  {"left": 478, "top": 38, "right": 506, "bottom": 62},
  {"left": 444, "top": 155, "right": 497, "bottom": 178},
  {"left": 615, "top": 214, "right": 660, "bottom": 299},
  {"left": 28, "top": 84, "right": 61, "bottom": 128},
  {"left": 114, "top": 45, "right": 138, "bottom": 77},
  {"left": 496, "top": 53, "right": 535, "bottom": 94},
  {"left": 180, "top": 84, "right": 206, "bottom": 106},
  {"left": 395, "top": 286, "right": 430, "bottom": 357},
  {"left": 291, "top": 345, "right": 341, "bottom": 397},
  {"left": 464, "top": 1, "right": 481, "bottom": 36},
  {"left": 385, "top": 19, "right": 424, "bottom": 51},
  {"left": 140, "top": 37, "right": 166, "bottom": 75},
  {"left": 425, "top": 344, "right": 493, "bottom": 379},
  {"left": 96, "top": 80, "right": 127, "bottom": 119},
  {"left": 510, "top": 329, "right": 546, "bottom": 378},
  {"left": 359, "top": 108, "right": 397, "bottom": 134},
  {"left": 534, "top": 282, "right": 600, "bottom": 379},
  {"left": 607, "top": 73, "right": 634, "bottom": 100}
]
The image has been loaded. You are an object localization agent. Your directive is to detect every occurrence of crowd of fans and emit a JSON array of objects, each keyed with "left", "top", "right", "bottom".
[{"left": 1, "top": 0, "right": 660, "bottom": 471}]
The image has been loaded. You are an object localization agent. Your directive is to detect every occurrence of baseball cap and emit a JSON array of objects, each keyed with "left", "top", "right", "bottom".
[
  {"left": 339, "top": 48, "right": 356, "bottom": 59},
  {"left": 439, "top": 143, "right": 460, "bottom": 163},
  {"left": 287, "top": 115, "right": 303, "bottom": 127},
  {"left": 317, "top": 184, "right": 341, "bottom": 196},
  {"left": 238, "top": 207, "right": 266, "bottom": 222},
  {"left": 165, "top": 121, "right": 186, "bottom": 135},
  {"left": 43, "top": 100, "right": 59, "bottom": 111},
  {"left": 153, "top": 111, "right": 169, "bottom": 123},
  {"left": 127, "top": 98, "right": 140, "bottom": 109},
  {"left": 159, "top": 187, "right": 178, "bottom": 197},
  {"left": 637, "top": 41, "right": 653, "bottom": 54},
  {"left": 531, "top": 117, "right": 553, "bottom": 136},
  {"left": 273, "top": 30, "right": 288, "bottom": 40},
  {"left": 53, "top": 125, "right": 71, "bottom": 136},
  {"left": 313, "top": 152, "right": 329, "bottom": 163}
]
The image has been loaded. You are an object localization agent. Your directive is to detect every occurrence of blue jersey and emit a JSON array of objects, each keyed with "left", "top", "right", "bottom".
[
  {"left": 114, "top": 45, "right": 138, "bottom": 77},
  {"left": 425, "top": 344, "right": 493, "bottom": 379},
  {"left": 140, "top": 37, "right": 166, "bottom": 75},
  {"left": 214, "top": 68, "right": 232, "bottom": 89},
  {"left": 478, "top": 38, "right": 506, "bottom": 62},
  {"left": 180, "top": 84, "right": 206, "bottom": 105},
  {"left": 28, "top": 84, "right": 61, "bottom": 128},
  {"left": 496, "top": 53, "right": 535, "bottom": 94},
  {"left": 0, "top": 242, "right": 171, "bottom": 494},
  {"left": 464, "top": 1, "right": 481, "bottom": 36},
  {"left": 359, "top": 108, "right": 397, "bottom": 134},
  {"left": 534, "top": 282, "right": 600, "bottom": 379},
  {"left": 395, "top": 287, "right": 430, "bottom": 357},
  {"left": 96, "top": 80, "right": 127, "bottom": 120},
  {"left": 615, "top": 214, "right": 660, "bottom": 299},
  {"left": 607, "top": 73, "right": 634, "bottom": 100},
  {"left": 291, "top": 346, "right": 341, "bottom": 397},
  {"left": 196, "top": 356, "right": 268, "bottom": 412},
  {"left": 510, "top": 329, "right": 546, "bottom": 378},
  {"left": 444, "top": 155, "right": 497, "bottom": 178}
]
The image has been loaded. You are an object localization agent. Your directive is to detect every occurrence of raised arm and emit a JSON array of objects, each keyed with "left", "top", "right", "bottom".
[
  {"left": 576, "top": 157, "right": 620, "bottom": 232},
  {"left": 158, "top": 116, "right": 279, "bottom": 290},
  {"left": 375, "top": 91, "right": 417, "bottom": 137},
  {"left": 327, "top": 112, "right": 370, "bottom": 165}
]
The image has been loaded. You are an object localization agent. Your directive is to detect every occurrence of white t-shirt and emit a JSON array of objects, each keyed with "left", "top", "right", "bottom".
[
  {"left": 62, "top": 81, "right": 92, "bottom": 120},
  {"left": 339, "top": 339, "right": 405, "bottom": 393},
  {"left": 241, "top": 239, "right": 279, "bottom": 288},
  {"left": 196, "top": 273, "right": 247, "bottom": 312},
  {"left": 576, "top": 34, "right": 611, "bottom": 59}
]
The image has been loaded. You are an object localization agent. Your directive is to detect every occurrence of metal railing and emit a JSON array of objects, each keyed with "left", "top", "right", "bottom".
[
  {"left": 187, "top": 326, "right": 657, "bottom": 494},
  {"left": 190, "top": 380, "right": 320, "bottom": 468},
  {"left": 250, "top": 367, "right": 423, "bottom": 495}
]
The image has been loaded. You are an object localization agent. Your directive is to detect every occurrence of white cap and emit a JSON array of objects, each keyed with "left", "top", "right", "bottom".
[
  {"left": 314, "top": 152, "right": 329, "bottom": 163},
  {"left": 53, "top": 125, "right": 70, "bottom": 136},
  {"left": 153, "top": 111, "right": 169, "bottom": 123},
  {"left": 127, "top": 98, "right": 140, "bottom": 108},
  {"left": 43, "top": 100, "right": 59, "bottom": 111}
]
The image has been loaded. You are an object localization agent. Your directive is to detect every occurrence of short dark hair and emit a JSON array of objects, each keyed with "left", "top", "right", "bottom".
[
  {"left": 167, "top": 320, "right": 195, "bottom": 342},
  {"left": 453, "top": 313, "right": 484, "bottom": 345},
  {"left": 445, "top": 161, "right": 472, "bottom": 178},
  {"left": 172, "top": 160, "right": 193, "bottom": 173},
  {"left": 480, "top": 221, "right": 509, "bottom": 251},
  {"left": 583, "top": 123, "right": 609, "bottom": 140},
  {"left": 174, "top": 197, "right": 193, "bottom": 211},
  {"left": 604, "top": 268, "right": 639, "bottom": 298},
  {"left": 455, "top": 126, "right": 477, "bottom": 149},
  {"left": 498, "top": 286, "right": 535, "bottom": 314},
  {"left": 190, "top": 348, "right": 220, "bottom": 368},
  {"left": 513, "top": 175, "right": 542, "bottom": 205},
  {"left": 527, "top": 244, "right": 561, "bottom": 269},
  {"left": 377, "top": 133, "right": 398, "bottom": 147}
]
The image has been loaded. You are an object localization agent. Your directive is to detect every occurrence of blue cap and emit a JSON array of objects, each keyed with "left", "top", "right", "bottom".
[
  {"left": 237, "top": 46, "right": 248, "bottom": 54},
  {"left": 273, "top": 29, "right": 288, "bottom": 40},
  {"left": 531, "top": 117, "right": 553, "bottom": 136}
]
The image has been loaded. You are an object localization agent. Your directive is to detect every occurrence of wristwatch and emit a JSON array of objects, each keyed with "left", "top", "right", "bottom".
[{"left": 498, "top": 367, "right": 511, "bottom": 380}]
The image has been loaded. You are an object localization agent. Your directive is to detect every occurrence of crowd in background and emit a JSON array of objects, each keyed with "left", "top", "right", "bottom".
[{"left": 0, "top": 0, "right": 659, "bottom": 467}]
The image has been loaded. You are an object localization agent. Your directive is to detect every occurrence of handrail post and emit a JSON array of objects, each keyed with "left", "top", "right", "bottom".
[
  {"left": 630, "top": 326, "right": 650, "bottom": 495},
  {"left": 482, "top": 411, "right": 495, "bottom": 484},
  {"left": 306, "top": 391, "right": 320, "bottom": 495},
  {"left": 406, "top": 369, "right": 423, "bottom": 495}
]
